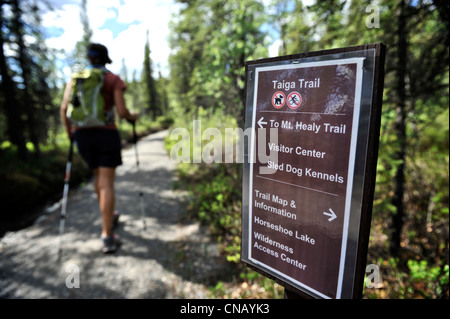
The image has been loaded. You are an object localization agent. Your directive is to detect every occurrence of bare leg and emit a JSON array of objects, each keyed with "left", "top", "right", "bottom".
[
  {"left": 95, "top": 167, "right": 116, "bottom": 237},
  {"left": 93, "top": 168, "right": 100, "bottom": 198}
]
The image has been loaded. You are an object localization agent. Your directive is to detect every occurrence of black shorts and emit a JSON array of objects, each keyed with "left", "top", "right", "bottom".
[{"left": 74, "top": 128, "right": 123, "bottom": 169}]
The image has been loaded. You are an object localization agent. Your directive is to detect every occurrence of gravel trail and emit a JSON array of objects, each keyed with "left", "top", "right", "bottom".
[{"left": 0, "top": 130, "right": 232, "bottom": 299}]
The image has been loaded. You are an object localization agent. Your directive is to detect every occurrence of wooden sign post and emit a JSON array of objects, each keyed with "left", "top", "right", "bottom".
[{"left": 241, "top": 44, "right": 386, "bottom": 299}]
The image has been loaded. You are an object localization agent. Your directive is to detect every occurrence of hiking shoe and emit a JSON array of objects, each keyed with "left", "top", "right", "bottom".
[
  {"left": 113, "top": 211, "right": 120, "bottom": 229},
  {"left": 102, "top": 234, "right": 122, "bottom": 254}
]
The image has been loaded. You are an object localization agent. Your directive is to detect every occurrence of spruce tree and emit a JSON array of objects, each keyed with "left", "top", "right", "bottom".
[
  {"left": 143, "top": 30, "right": 158, "bottom": 119},
  {"left": 72, "top": 0, "right": 92, "bottom": 71}
]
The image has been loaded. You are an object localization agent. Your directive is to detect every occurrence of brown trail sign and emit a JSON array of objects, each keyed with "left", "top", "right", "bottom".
[{"left": 241, "top": 44, "right": 386, "bottom": 299}]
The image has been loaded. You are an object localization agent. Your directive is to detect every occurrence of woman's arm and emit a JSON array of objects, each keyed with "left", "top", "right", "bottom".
[{"left": 114, "top": 88, "right": 138, "bottom": 122}]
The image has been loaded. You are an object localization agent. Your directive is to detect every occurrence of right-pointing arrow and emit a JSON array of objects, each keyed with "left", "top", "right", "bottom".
[{"left": 323, "top": 208, "right": 337, "bottom": 222}]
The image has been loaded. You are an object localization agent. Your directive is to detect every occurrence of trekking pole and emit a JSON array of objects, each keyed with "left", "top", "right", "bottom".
[
  {"left": 58, "top": 136, "right": 74, "bottom": 260},
  {"left": 131, "top": 121, "right": 146, "bottom": 231}
]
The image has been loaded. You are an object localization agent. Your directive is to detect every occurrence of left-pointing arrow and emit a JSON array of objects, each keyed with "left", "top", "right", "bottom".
[
  {"left": 258, "top": 117, "right": 267, "bottom": 129},
  {"left": 323, "top": 208, "right": 337, "bottom": 222}
]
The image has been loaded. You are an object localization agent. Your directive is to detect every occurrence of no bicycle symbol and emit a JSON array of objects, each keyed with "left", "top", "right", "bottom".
[
  {"left": 272, "top": 91, "right": 286, "bottom": 109},
  {"left": 287, "top": 91, "right": 302, "bottom": 109}
]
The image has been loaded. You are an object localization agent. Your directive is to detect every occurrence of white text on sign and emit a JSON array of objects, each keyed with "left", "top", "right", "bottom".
[{"left": 272, "top": 78, "right": 321, "bottom": 91}]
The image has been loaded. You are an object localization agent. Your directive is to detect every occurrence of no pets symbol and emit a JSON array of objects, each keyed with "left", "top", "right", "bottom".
[{"left": 272, "top": 91, "right": 286, "bottom": 109}]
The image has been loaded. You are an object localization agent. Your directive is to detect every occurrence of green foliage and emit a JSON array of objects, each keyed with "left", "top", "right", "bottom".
[
  {"left": 407, "top": 260, "right": 449, "bottom": 298},
  {"left": 142, "top": 30, "right": 159, "bottom": 119},
  {"left": 0, "top": 136, "right": 91, "bottom": 224},
  {"left": 169, "top": 0, "right": 268, "bottom": 124},
  {"left": 0, "top": 0, "right": 447, "bottom": 299},
  {"left": 117, "top": 114, "right": 174, "bottom": 142},
  {"left": 123, "top": 46, "right": 168, "bottom": 121},
  {"left": 0, "top": 0, "right": 60, "bottom": 158},
  {"left": 167, "top": 0, "right": 449, "bottom": 299},
  {"left": 281, "top": 0, "right": 449, "bottom": 299},
  {"left": 165, "top": 105, "right": 285, "bottom": 298},
  {"left": 72, "top": 0, "right": 93, "bottom": 71},
  {"left": 166, "top": 108, "right": 241, "bottom": 243}
]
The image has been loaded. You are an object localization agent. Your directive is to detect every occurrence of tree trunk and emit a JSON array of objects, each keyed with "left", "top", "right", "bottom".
[
  {"left": 432, "top": 0, "right": 449, "bottom": 47},
  {"left": 390, "top": 0, "right": 408, "bottom": 256},
  {"left": 236, "top": 3, "right": 249, "bottom": 129},
  {"left": 12, "top": 0, "right": 41, "bottom": 157},
  {"left": 0, "top": 0, "right": 28, "bottom": 160}
]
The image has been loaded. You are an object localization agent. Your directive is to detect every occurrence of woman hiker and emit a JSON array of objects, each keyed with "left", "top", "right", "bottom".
[{"left": 60, "top": 43, "right": 138, "bottom": 254}]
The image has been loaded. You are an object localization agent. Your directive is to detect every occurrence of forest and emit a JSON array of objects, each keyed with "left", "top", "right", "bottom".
[{"left": 0, "top": 0, "right": 448, "bottom": 299}]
